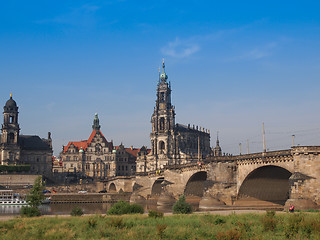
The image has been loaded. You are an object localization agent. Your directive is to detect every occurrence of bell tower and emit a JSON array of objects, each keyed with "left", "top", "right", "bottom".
[
  {"left": 150, "top": 60, "right": 176, "bottom": 164},
  {"left": 0, "top": 93, "right": 21, "bottom": 165},
  {"left": 1, "top": 93, "right": 20, "bottom": 145}
]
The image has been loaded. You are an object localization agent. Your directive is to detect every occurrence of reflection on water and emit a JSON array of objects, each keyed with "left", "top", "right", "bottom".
[
  {"left": 0, "top": 205, "right": 24, "bottom": 215},
  {"left": 0, "top": 196, "right": 201, "bottom": 216}
]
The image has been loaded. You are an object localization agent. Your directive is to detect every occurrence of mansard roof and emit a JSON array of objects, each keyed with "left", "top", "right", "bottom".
[
  {"left": 63, "top": 129, "right": 113, "bottom": 153},
  {"left": 19, "top": 135, "right": 52, "bottom": 151},
  {"left": 114, "top": 146, "right": 151, "bottom": 157}
]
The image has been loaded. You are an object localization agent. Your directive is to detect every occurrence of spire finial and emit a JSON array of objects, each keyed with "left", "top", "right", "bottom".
[
  {"left": 162, "top": 58, "right": 165, "bottom": 73},
  {"left": 10, "top": 93, "right": 12, "bottom": 98}
]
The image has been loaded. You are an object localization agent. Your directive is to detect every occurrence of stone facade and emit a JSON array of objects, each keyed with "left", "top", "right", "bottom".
[
  {"left": 112, "top": 146, "right": 320, "bottom": 210},
  {"left": 137, "top": 61, "right": 211, "bottom": 172},
  {"left": 61, "top": 114, "right": 146, "bottom": 178},
  {"left": 0, "top": 94, "right": 53, "bottom": 177},
  {"left": 289, "top": 146, "right": 320, "bottom": 207}
]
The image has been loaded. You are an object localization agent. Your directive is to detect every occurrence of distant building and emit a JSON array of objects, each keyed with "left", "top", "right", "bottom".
[
  {"left": 213, "top": 135, "right": 222, "bottom": 157},
  {"left": 61, "top": 113, "right": 147, "bottom": 178},
  {"left": 0, "top": 94, "right": 53, "bottom": 177},
  {"left": 137, "top": 61, "right": 211, "bottom": 172}
]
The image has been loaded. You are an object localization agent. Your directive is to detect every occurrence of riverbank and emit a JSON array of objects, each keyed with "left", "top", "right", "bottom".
[{"left": 0, "top": 211, "right": 319, "bottom": 239}]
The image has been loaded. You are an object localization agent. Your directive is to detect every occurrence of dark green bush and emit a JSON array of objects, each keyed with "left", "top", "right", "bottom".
[
  {"left": 107, "top": 201, "right": 144, "bottom": 215},
  {"left": 20, "top": 206, "right": 41, "bottom": 217},
  {"left": 172, "top": 195, "right": 192, "bottom": 214},
  {"left": 148, "top": 210, "right": 164, "bottom": 218},
  {"left": 214, "top": 216, "right": 226, "bottom": 225},
  {"left": 0, "top": 165, "right": 31, "bottom": 172},
  {"left": 70, "top": 207, "right": 84, "bottom": 216}
]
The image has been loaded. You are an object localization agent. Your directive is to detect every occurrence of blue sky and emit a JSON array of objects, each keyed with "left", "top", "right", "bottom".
[{"left": 1, "top": 1, "right": 320, "bottom": 155}]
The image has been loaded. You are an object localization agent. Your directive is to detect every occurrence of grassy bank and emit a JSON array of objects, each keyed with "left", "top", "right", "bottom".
[{"left": 0, "top": 212, "right": 319, "bottom": 239}]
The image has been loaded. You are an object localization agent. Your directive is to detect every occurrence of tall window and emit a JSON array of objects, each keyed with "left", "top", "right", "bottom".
[
  {"left": 160, "top": 117, "right": 165, "bottom": 131},
  {"left": 8, "top": 133, "right": 14, "bottom": 144},
  {"left": 159, "top": 141, "right": 165, "bottom": 154},
  {"left": 159, "top": 92, "right": 165, "bottom": 102}
]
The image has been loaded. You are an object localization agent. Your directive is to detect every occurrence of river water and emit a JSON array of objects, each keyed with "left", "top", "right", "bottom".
[{"left": 0, "top": 199, "right": 200, "bottom": 216}]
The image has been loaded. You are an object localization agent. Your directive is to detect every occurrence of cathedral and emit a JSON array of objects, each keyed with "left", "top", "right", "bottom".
[
  {"left": 136, "top": 61, "right": 212, "bottom": 173},
  {"left": 0, "top": 94, "right": 53, "bottom": 177}
]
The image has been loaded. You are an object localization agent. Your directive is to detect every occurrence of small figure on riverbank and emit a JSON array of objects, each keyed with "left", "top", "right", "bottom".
[{"left": 289, "top": 204, "right": 295, "bottom": 213}]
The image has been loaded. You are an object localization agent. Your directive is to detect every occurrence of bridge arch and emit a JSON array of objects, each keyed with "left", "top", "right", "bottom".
[
  {"left": 108, "top": 182, "right": 117, "bottom": 192},
  {"left": 184, "top": 171, "right": 207, "bottom": 197},
  {"left": 238, "top": 165, "right": 292, "bottom": 205},
  {"left": 151, "top": 177, "right": 165, "bottom": 196}
]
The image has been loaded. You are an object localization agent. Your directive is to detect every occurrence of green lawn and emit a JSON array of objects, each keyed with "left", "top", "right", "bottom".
[{"left": 0, "top": 212, "right": 319, "bottom": 239}]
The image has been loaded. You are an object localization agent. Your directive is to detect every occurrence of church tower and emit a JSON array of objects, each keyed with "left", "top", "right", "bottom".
[
  {"left": 0, "top": 94, "right": 21, "bottom": 164},
  {"left": 150, "top": 60, "right": 177, "bottom": 168},
  {"left": 1, "top": 94, "right": 20, "bottom": 145}
]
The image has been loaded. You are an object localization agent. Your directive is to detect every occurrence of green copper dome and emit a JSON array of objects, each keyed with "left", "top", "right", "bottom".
[{"left": 160, "top": 60, "right": 168, "bottom": 81}]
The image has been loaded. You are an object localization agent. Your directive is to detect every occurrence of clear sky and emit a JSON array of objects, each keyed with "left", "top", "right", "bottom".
[{"left": 1, "top": 1, "right": 320, "bottom": 156}]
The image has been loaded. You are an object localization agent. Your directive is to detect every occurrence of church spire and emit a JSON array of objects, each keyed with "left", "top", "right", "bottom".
[
  {"left": 216, "top": 131, "right": 220, "bottom": 146},
  {"left": 160, "top": 59, "right": 168, "bottom": 82},
  {"left": 92, "top": 113, "right": 100, "bottom": 131}
]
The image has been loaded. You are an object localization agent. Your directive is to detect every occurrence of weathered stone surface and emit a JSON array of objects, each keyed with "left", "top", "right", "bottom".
[
  {"left": 129, "top": 192, "right": 146, "bottom": 204},
  {"left": 103, "top": 146, "right": 320, "bottom": 209},
  {"left": 157, "top": 191, "right": 176, "bottom": 206},
  {"left": 285, "top": 198, "right": 319, "bottom": 211},
  {"left": 199, "top": 193, "right": 226, "bottom": 210}
]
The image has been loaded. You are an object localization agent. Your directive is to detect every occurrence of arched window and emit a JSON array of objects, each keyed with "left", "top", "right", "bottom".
[{"left": 159, "top": 141, "right": 165, "bottom": 154}]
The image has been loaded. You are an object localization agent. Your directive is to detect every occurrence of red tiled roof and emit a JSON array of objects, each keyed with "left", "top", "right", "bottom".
[
  {"left": 63, "top": 129, "right": 113, "bottom": 153},
  {"left": 125, "top": 148, "right": 140, "bottom": 157}
]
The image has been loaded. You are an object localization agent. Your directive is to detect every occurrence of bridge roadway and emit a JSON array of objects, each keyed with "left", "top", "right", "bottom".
[{"left": 102, "top": 146, "right": 320, "bottom": 210}]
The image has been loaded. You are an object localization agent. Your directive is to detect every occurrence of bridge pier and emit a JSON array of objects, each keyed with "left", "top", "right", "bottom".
[{"left": 105, "top": 147, "right": 320, "bottom": 211}]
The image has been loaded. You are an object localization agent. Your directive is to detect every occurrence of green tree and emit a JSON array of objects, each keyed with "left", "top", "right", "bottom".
[
  {"left": 26, "top": 176, "right": 45, "bottom": 207},
  {"left": 172, "top": 195, "right": 192, "bottom": 214}
]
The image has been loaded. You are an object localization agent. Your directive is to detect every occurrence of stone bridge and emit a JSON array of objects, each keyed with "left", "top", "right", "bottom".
[{"left": 104, "top": 146, "right": 320, "bottom": 209}]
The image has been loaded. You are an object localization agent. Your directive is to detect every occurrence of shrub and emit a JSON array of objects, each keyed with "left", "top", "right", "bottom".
[
  {"left": 216, "top": 228, "right": 241, "bottom": 240},
  {"left": 156, "top": 224, "right": 167, "bottom": 238},
  {"left": 26, "top": 176, "right": 45, "bottom": 208},
  {"left": 20, "top": 206, "right": 41, "bottom": 217},
  {"left": 110, "top": 217, "right": 125, "bottom": 228},
  {"left": 284, "top": 213, "right": 304, "bottom": 238},
  {"left": 0, "top": 165, "right": 31, "bottom": 172},
  {"left": 214, "top": 216, "right": 226, "bottom": 225},
  {"left": 172, "top": 195, "right": 192, "bottom": 214},
  {"left": 70, "top": 207, "right": 84, "bottom": 216},
  {"left": 87, "top": 217, "right": 97, "bottom": 228},
  {"left": 107, "top": 201, "right": 144, "bottom": 215},
  {"left": 148, "top": 210, "right": 164, "bottom": 218},
  {"left": 262, "top": 210, "right": 277, "bottom": 231}
]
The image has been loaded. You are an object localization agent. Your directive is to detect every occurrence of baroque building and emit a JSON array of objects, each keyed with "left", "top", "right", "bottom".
[
  {"left": 61, "top": 113, "right": 144, "bottom": 178},
  {"left": 0, "top": 94, "right": 53, "bottom": 176},
  {"left": 137, "top": 61, "right": 211, "bottom": 173}
]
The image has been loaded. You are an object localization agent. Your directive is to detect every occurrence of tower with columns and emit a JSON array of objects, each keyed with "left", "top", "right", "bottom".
[{"left": 136, "top": 61, "right": 211, "bottom": 173}]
